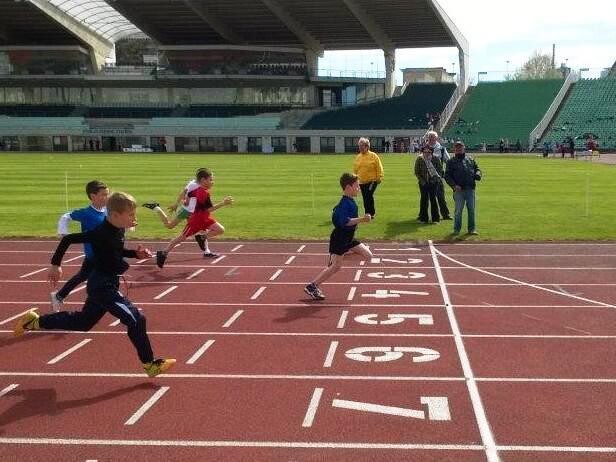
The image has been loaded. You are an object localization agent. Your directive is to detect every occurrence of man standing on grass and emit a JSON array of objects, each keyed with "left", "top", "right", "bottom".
[{"left": 445, "top": 141, "right": 482, "bottom": 236}]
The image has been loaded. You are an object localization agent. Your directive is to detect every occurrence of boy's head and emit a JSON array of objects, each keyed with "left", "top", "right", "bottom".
[
  {"left": 196, "top": 168, "right": 214, "bottom": 188},
  {"left": 106, "top": 192, "right": 137, "bottom": 229},
  {"left": 340, "top": 172, "right": 360, "bottom": 197},
  {"left": 86, "top": 180, "right": 109, "bottom": 209}
]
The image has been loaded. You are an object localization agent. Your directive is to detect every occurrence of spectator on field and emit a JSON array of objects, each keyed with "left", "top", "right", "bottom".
[
  {"left": 414, "top": 145, "right": 443, "bottom": 224},
  {"left": 445, "top": 141, "right": 482, "bottom": 236},
  {"left": 569, "top": 137, "right": 575, "bottom": 158},
  {"left": 425, "top": 131, "right": 451, "bottom": 220},
  {"left": 499, "top": 138, "right": 505, "bottom": 153},
  {"left": 542, "top": 140, "right": 553, "bottom": 158},
  {"left": 352, "top": 137, "right": 384, "bottom": 218},
  {"left": 515, "top": 139, "right": 523, "bottom": 153}
]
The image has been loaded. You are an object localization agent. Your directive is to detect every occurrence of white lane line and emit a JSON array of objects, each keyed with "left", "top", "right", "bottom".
[
  {"left": 137, "top": 259, "right": 149, "bottom": 264},
  {"left": 186, "top": 269, "right": 205, "bottom": 280},
  {"left": 47, "top": 339, "right": 92, "bottom": 365},
  {"left": 231, "top": 245, "right": 243, "bottom": 252},
  {"left": 433, "top": 247, "right": 616, "bottom": 309},
  {"left": 65, "top": 255, "right": 85, "bottom": 263},
  {"left": 359, "top": 261, "right": 365, "bottom": 266},
  {"left": 564, "top": 326, "right": 592, "bottom": 335},
  {"left": 337, "top": 310, "right": 349, "bottom": 329},
  {"left": 0, "top": 384, "right": 19, "bottom": 397},
  {"left": 109, "top": 319, "right": 121, "bottom": 327},
  {"left": 250, "top": 287, "right": 267, "bottom": 300},
  {"left": 353, "top": 270, "right": 362, "bottom": 282},
  {"left": 302, "top": 387, "right": 324, "bottom": 428},
  {"left": 347, "top": 287, "right": 356, "bottom": 302},
  {"left": 222, "top": 310, "right": 244, "bottom": 328},
  {"left": 0, "top": 436, "right": 483, "bottom": 450},
  {"left": 429, "top": 241, "right": 499, "bottom": 462},
  {"left": 211, "top": 256, "right": 226, "bottom": 265},
  {"left": 224, "top": 267, "right": 238, "bottom": 276},
  {"left": 19, "top": 268, "right": 47, "bottom": 279},
  {"left": 322, "top": 341, "right": 339, "bottom": 368},
  {"left": 69, "top": 284, "right": 87, "bottom": 295},
  {"left": 269, "top": 269, "right": 283, "bottom": 281},
  {"left": 296, "top": 245, "right": 306, "bottom": 253},
  {"left": 124, "top": 386, "right": 170, "bottom": 426},
  {"left": 0, "top": 308, "right": 38, "bottom": 326},
  {"left": 285, "top": 256, "right": 296, "bottom": 265},
  {"left": 154, "top": 286, "right": 178, "bottom": 300},
  {"left": 186, "top": 340, "right": 216, "bottom": 364}
]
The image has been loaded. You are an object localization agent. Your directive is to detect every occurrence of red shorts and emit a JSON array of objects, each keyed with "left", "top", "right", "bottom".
[{"left": 183, "top": 213, "right": 217, "bottom": 237}]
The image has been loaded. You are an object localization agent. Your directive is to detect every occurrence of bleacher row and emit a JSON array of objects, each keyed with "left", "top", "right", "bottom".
[{"left": 0, "top": 78, "right": 615, "bottom": 150}]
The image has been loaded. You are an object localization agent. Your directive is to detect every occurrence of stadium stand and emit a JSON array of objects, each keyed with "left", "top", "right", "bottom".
[
  {"left": 445, "top": 79, "right": 563, "bottom": 149},
  {"left": 542, "top": 78, "right": 616, "bottom": 150},
  {"left": 148, "top": 116, "right": 281, "bottom": 131},
  {"left": 301, "top": 83, "right": 456, "bottom": 130}
]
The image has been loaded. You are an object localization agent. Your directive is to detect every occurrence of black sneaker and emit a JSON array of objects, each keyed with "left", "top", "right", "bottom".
[
  {"left": 142, "top": 202, "right": 160, "bottom": 210},
  {"left": 156, "top": 251, "right": 167, "bottom": 268},
  {"left": 304, "top": 283, "right": 325, "bottom": 300},
  {"left": 195, "top": 234, "right": 206, "bottom": 251}
]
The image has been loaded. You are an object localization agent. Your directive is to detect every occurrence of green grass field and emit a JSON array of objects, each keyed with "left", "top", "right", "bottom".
[{"left": 1, "top": 153, "right": 615, "bottom": 241}]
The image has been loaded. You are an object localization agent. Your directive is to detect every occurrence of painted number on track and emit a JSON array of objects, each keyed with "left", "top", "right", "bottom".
[
  {"left": 333, "top": 396, "right": 451, "bottom": 421},
  {"left": 354, "top": 313, "right": 434, "bottom": 326},
  {"left": 344, "top": 346, "right": 440, "bottom": 363}
]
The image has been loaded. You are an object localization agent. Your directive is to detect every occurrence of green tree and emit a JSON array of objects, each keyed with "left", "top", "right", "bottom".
[{"left": 513, "top": 51, "right": 563, "bottom": 80}]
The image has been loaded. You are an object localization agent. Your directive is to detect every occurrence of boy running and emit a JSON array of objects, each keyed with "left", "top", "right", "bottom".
[
  {"left": 14, "top": 192, "right": 176, "bottom": 378},
  {"left": 142, "top": 168, "right": 215, "bottom": 256},
  {"left": 304, "top": 173, "right": 373, "bottom": 300},
  {"left": 156, "top": 168, "right": 233, "bottom": 268},
  {"left": 51, "top": 180, "right": 108, "bottom": 312}
]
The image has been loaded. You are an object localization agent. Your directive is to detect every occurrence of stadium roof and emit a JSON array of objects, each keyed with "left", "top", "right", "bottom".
[{"left": 106, "top": 0, "right": 464, "bottom": 51}]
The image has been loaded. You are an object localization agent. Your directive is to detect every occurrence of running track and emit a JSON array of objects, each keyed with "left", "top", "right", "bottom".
[{"left": 1, "top": 239, "right": 616, "bottom": 461}]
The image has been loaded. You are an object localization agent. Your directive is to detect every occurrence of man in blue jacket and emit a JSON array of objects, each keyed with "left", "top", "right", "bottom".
[{"left": 444, "top": 141, "right": 482, "bottom": 236}]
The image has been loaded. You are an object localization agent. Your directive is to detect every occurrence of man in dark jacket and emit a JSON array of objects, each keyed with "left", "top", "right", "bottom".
[{"left": 444, "top": 141, "right": 482, "bottom": 235}]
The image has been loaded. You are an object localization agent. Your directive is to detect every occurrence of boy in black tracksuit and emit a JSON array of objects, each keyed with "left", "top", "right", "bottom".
[{"left": 14, "top": 192, "right": 175, "bottom": 378}]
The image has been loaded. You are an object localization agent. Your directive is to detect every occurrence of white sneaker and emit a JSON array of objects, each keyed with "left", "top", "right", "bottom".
[{"left": 50, "top": 291, "right": 63, "bottom": 312}]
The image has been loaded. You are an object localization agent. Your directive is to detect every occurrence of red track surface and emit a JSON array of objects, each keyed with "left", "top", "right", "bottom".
[{"left": 1, "top": 239, "right": 616, "bottom": 461}]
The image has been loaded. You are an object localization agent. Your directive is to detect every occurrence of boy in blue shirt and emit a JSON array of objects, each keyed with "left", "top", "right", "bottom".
[
  {"left": 304, "top": 173, "right": 373, "bottom": 300},
  {"left": 51, "top": 180, "right": 108, "bottom": 311}
]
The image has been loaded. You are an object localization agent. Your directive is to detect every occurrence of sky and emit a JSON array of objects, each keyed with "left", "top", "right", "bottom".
[{"left": 318, "top": 0, "right": 616, "bottom": 84}]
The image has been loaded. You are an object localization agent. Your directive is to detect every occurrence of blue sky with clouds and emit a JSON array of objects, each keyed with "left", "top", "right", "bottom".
[{"left": 319, "top": 0, "right": 615, "bottom": 84}]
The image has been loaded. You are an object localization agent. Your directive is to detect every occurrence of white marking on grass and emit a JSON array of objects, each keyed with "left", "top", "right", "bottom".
[
  {"left": 124, "top": 387, "right": 170, "bottom": 426},
  {"left": 186, "top": 269, "right": 205, "bottom": 280},
  {"left": 269, "top": 269, "right": 283, "bottom": 281},
  {"left": 222, "top": 310, "right": 244, "bottom": 328},
  {"left": 250, "top": 287, "right": 267, "bottom": 300},
  {"left": 323, "top": 341, "right": 339, "bottom": 368},
  {"left": 154, "top": 286, "right": 178, "bottom": 300},
  {"left": 186, "top": 340, "right": 216, "bottom": 364},
  {"left": 302, "top": 387, "right": 323, "bottom": 427},
  {"left": 48, "top": 339, "right": 92, "bottom": 364}
]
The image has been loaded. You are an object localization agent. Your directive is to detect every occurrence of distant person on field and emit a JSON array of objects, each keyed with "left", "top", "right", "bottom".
[
  {"left": 569, "top": 137, "right": 575, "bottom": 158},
  {"left": 15, "top": 192, "right": 176, "bottom": 378},
  {"left": 414, "top": 145, "right": 443, "bottom": 224},
  {"left": 156, "top": 168, "right": 233, "bottom": 268},
  {"left": 352, "top": 137, "right": 384, "bottom": 218},
  {"left": 304, "top": 173, "right": 372, "bottom": 300},
  {"left": 425, "top": 130, "right": 451, "bottom": 220},
  {"left": 51, "top": 180, "right": 109, "bottom": 312},
  {"left": 143, "top": 168, "right": 214, "bottom": 255},
  {"left": 445, "top": 141, "right": 482, "bottom": 236}
]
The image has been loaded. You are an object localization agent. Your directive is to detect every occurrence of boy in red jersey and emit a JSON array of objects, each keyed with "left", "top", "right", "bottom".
[{"left": 156, "top": 168, "right": 233, "bottom": 268}]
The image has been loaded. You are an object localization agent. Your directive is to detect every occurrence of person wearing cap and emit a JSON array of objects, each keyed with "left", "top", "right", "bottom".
[
  {"left": 426, "top": 131, "right": 452, "bottom": 220},
  {"left": 444, "top": 141, "right": 482, "bottom": 236},
  {"left": 414, "top": 144, "right": 444, "bottom": 224}
]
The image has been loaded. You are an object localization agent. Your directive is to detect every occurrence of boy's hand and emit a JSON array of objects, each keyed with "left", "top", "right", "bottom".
[
  {"left": 223, "top": 196, "right": 234, "bottom": 206},
  {"left": 48, "top": 265, "right": 62, "bottom": 289},
  {"left": 363, "top": 214, "right": 373, "bottom": 223},
  {"left": 135, "top": 245, "right": 153, "bottom": 260}
]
